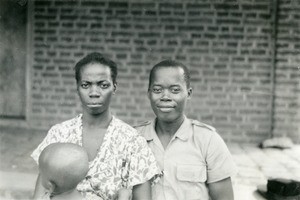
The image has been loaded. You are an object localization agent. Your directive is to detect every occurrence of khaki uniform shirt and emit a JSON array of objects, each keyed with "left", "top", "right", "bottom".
[{"left": 136, "top": 116, "right": 237, "bottom": 200}]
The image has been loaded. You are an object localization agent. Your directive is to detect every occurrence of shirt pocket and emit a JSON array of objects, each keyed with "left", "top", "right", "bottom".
[
  {"left": 176, "top": 164, "right": 207, "bottom": 183},
  {"left": 176, "top": 164, "right": 208, "bottom": 200}
]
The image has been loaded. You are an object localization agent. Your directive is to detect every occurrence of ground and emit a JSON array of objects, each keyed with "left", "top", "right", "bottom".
[
  {"left": 0, "top": 126, "right": 42, "bottom": 199},
  {"left": 0, "top": 126, "right": 300, "bottom": 200}
]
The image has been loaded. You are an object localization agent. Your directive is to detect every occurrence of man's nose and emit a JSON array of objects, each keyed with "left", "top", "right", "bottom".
[{"left": 160, "top": 90, "right": 171, "bottom": 101}]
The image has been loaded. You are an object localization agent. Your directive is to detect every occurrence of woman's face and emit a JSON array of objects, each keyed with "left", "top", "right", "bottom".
[{"left": 77, "top": 63, "right": 116, "bottom": 116}]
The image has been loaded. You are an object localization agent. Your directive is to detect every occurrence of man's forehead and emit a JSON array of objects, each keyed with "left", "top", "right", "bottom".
[
  {"left": 156, "top": 65, "right": 183, "bottom": 71},
  {"left": 155, "top": 66, "right": 184, "bottom": 76}
]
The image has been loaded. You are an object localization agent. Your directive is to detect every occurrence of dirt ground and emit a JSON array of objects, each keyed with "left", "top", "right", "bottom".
[
  {"left": 0, "top": 126, "right": 45, "bottom": 199},
  {"left": 0, "top": 126, "right": 45, "bottom": 173}
]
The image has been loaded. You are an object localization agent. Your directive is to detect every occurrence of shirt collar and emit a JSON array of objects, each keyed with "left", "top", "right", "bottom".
[
  {"left": 143, "top": 119, "right": 157, "bottom": 142},
  {"left": 144, "top": 116, "right": 191, "bottom": 142},
  {"left": 173, "top": 116, "right": 191, "bottom": 141}
]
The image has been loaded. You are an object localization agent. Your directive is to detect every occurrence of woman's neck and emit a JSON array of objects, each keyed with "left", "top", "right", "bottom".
[{"left": 82, "top": 109, "right": 112, "bottom": 128}]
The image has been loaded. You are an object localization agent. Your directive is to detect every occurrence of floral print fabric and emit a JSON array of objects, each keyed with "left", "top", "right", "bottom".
[{"left": 31, "top": 114, "right": 160, "bottom": 200}]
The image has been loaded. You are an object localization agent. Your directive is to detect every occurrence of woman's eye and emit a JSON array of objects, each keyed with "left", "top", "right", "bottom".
[
  {"left": 100, "top": 83, "right": 110, "bottom": 89},
  {"left": 81, "top": 83, "right": 89, "bottom": 89}
]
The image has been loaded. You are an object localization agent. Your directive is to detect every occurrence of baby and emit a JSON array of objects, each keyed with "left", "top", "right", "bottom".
[
  {"left": 38, "top": 143, "right": 89, "bottom": 200},
  {"left": 38, "top": 143, "right": 132, "bottom": 200}
]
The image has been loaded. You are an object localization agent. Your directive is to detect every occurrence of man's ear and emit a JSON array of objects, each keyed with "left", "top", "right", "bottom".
[
  {"left": 187, "top": 87, "right": 192, "bottom": 99},
  {"left": 113, "top": 83, "right": 117, "bottom": 94},
  {"left": 147, "top": 89, "right": 151, "bottom": 99}
]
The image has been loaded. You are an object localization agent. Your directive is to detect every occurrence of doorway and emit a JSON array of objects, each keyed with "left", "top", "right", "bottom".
[{"left": 0, "top": 0, "right": 27, "bottom": 118}]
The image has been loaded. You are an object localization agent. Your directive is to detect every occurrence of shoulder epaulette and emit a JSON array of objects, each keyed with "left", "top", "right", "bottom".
[
  {"left": 133, "top": 121, "right": 151, "bottom": 128},
  {"left": 192, "top": 120, "right": 216, "bottom": 132}
]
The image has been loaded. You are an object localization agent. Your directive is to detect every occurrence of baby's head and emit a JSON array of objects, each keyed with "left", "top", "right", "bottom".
[{"left": 38, "top": 143, "right": 89, "bottom": 195}]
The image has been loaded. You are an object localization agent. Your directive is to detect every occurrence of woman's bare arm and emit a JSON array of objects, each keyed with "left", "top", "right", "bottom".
[{"left": 32, "top": 174, "right": 47, "bottom": 199}]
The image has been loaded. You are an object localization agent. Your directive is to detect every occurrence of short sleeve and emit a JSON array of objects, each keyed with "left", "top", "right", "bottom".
[
  {"left": 31, "top": 125, "right": 65, "bottom": 164},
  {"left": 206, "top": 132, "right": 237, "bottom": 183},
  {"left": 127, "top": 135, "right": 160, "bottom": 187}
]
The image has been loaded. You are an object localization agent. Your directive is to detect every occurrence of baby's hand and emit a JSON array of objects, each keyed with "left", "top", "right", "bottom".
[
  {"left": 115, "top": 188, "right": 132, "bottom": 200},
  {"left": 39, "top": 191, "right": 51, "bottom": 200}
]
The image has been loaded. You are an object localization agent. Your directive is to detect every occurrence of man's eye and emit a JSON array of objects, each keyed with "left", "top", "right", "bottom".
[
  {"left": 152, "top": 88, "right": 162, "bottom": 93},
  {"left": 171, "top": 88, "right": 180, "bottom": 93}
]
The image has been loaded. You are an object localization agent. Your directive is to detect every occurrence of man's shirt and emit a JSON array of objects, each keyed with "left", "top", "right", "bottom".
[{"left": 136, "top": 116, "right": 237, "bottom": 200}]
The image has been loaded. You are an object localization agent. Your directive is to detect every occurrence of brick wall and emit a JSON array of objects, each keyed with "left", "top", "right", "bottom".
[
  {"left": 26, "top": 0, "right": 299, "bottom": 143},
  {"left": 273, "top": 0, "right": 300, "bottom": 143}
]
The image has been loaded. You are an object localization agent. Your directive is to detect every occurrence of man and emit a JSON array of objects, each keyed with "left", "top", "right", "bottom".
[{"left": 135, "top": 60, "right": 237, "bottom": 200}]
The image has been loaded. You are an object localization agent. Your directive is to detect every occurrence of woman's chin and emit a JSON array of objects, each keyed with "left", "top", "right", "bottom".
[{"left": 86, "top": 108, "right": 105, "bottom": 115}]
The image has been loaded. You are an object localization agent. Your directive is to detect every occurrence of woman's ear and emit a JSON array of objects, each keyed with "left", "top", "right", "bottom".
[
  {"left": 113, "top": 83, "right": 117, "bottom": 94},
  {"left": 187, "top": 87, "right": 193, "bottom": 99}
]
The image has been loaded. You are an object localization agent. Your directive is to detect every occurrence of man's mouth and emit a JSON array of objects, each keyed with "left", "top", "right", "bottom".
[{"left": 87, "top": 103, "right": 102, "bottom": 107}]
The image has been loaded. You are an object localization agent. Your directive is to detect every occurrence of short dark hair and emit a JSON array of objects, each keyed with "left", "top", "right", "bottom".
[
  {"left": 148, "top": 59, "right": 191, "bottom": 90},
  {"left": 74, "top": 52, "right": 118, "bottom": 84}
]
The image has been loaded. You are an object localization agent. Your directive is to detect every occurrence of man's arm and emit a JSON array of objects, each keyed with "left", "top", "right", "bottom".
[
  {"left": 132, "top": 181, "right": 151, "bottom": 200},
  {"left": 208, "top": 177, "right": 234, "bottom": 200}
]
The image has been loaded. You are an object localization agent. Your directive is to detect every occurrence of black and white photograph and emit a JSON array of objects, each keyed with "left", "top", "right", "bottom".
[{"left": 0, "top": 0, "right": 299, "bottom": 199}]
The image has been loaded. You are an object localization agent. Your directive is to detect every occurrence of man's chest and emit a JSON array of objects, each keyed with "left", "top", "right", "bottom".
[{"left": 149, "top": 140, "right": 206, "bottom": 170}]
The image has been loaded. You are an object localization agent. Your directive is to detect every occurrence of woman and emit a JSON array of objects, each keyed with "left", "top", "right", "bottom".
[{"left": 31, "top": 52, "right": 160, "bottom": 200}]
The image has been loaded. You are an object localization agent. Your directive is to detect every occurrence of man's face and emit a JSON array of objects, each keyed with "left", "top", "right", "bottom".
[
  {"left": 148, "top": 67, "right": 192, "bottom": 123},
  {"left": 77, "top": 63, "right": 116, "bottom": 115}
]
